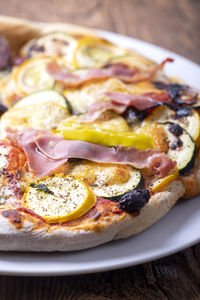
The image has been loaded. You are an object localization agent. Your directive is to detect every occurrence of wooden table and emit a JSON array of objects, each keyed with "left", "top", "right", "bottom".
[{"left": 0, "top": 0, "right": 200, "bottom": 299}]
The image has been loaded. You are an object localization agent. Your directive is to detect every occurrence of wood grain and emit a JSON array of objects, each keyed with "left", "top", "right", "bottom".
[
  {"left": 0, "top": 0, "right": 199, "bottom": 63},
  {"left": 0, "top": 0, "right": 200, "bottom": 299}
]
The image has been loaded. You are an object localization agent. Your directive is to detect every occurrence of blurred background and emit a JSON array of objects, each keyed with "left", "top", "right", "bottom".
[{"left": 0, "top": 0, "right": 199, "bottom": 63}]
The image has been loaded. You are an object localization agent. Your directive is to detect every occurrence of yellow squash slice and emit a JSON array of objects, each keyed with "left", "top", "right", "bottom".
[
  {"left": 23, "top": 175, "right": 96, "bottom": 223},
  {"left": 149, "top": 168, "right": 179, "bottom": 193},
  {"left": 73, "top": 36, "right": 129, "bottom": 68},
  {"left": 13, "top": 57, "right": 56, "bottom": 95}
]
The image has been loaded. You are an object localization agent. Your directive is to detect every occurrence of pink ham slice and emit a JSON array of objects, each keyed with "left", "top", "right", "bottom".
[
  {"left": 46, "top": 58, "right": 173, "bottom": 88},
  {"left": 7, "top": 128, "right": 176, "bottom": 178},
  {"left": 82, "top": 91, "right": 170, "bottom": 122}
]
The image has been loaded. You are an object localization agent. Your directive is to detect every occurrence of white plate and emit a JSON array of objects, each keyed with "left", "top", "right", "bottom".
[{"left": 0, "top": 30, "right": 200, "bottom": 276}]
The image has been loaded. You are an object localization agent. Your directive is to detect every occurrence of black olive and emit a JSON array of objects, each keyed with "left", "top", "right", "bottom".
[
  {"left": 169, "top": 123, "right": 183, "bottom": 137},
  {"left": 119, "top": 188, "right": 150, "bottom": 213}
]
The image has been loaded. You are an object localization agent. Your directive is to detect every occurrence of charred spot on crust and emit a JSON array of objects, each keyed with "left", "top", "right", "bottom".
[
  {"left": 1, "top": 210, "right": 22, "bottom": 228},
  {"left": 169, "top": 123, "right": 183, "bottom": 137}
]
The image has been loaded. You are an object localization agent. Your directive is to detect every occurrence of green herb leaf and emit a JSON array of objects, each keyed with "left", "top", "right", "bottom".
[{"left": 30, "top": 183, "right": 54, "bottom": 195}]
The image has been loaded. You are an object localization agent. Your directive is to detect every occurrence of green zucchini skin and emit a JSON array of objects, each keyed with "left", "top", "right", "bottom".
[
  {"left": 160, "top": 122, "right": 196, "bottom": 176},
  {"left": 13, "top": 89, "right": 72, "bottom": 113},
  {"left": 105, "top": 170, "right": 144, "bottom": 202}
]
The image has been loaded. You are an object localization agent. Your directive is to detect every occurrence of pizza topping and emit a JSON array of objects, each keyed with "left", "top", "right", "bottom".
[
  {"left": 159, "top": 123, "right": 196, "bottom": 175},
  {"left": 23, "top": 175, "right": 96, "bottom": 223},
  {"left": 154, "top": 81, "right": 198, "bottom": 105},
  {"left": 0, "top": 102, "right": 70, "bottom": 132},
  {"left": 7, "top": 128, "right": 175, "bottom": 178},
  {"left": 73, "top": 36, "right": 128, "bottom": 68},
  {"left": 13, "top": 57, "right": 56, "bottom": 95},
  {"left": 169, "top": 123, "right": 183, "bottom": 136},
  {"left": 173, "top": 106, "right": 192, "bottom": 118},
  {"left": 82, "top": 91, "right": 169, "bottom": 122},
  {"left": 59, "top": 122, "right": 153, "bottom": 149},
  {"left": 143, "top": 106, "right": 200, "bottom": 146},
  {"left": 118, "top": 188, "right": 150, "bottom": 213},
  {"left": 21, "top": 32, "right": 78, "bottom": 64},
  {"left": 68, "top": 161, "right": 143, "bottom": 199},
  {"left": 146, "top": 167, "right": 179, "bottom": 192},
  {"left": 170, "top": 138, "right": 183, "bottom": 150},
  {"left": 29, "top": 183, "right": 54, "bottom": 195},
  {"left": 0, "top": 35, "right": 11, "bottom": 70},
  {"left": 13, "top": 89, "right": 72, "bottom": 113},
  {"left": 46, "top": 58, "right": 173, "bottom": 87}
]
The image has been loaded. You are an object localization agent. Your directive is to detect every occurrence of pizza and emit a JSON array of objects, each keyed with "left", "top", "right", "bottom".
[{"left": 0, "top": 16, "right": 199, "bottom": 251}]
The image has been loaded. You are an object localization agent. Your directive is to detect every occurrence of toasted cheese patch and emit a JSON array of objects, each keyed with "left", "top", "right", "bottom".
[
  {"left": 64, "top": 77, "right": 129, "bottom": 114},
  {"left": 23, "top": 175, "right": 96, "bottom": 223},
  {"left": 0, "top": 102, "right": 69, "bottom": 132}
]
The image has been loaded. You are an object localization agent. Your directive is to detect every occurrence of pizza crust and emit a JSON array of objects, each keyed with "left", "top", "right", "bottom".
[{"left": 0, "top": 181, "right": 184, "bottom": 251}]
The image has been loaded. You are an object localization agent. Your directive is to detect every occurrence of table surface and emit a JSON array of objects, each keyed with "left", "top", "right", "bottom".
[{"left": 0, "top": 0, "right": 200, "bottom": 299}]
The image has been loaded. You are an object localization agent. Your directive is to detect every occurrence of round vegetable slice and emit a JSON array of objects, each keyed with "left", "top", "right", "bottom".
[
  {"left": 143, "top": 106, "right": 200, "bottom": 147},
  {"left": 73, "top": 36, "right": 129, "bottom": 68},
  {"left": 0, "top": 102, "right": 69, "bottom": 131},
  {"left": 13, "top": 57, "right": 55, "bottom": 95},
  {"left": 148, "top": 167, "right": 179, "bottom": 192},
  {"left": 21, "top": 32, "right": 78, "bottom": 64},
  {"left": 23, "top": 175, "right": 96, "bottom": 223},
  {"left": 13, "top": 89, "right": 72, "bottom": 113},
  {"left": 160, "top": 122, "right": 196, "bottom": 175},
  {"left": 68, "top": 161, "right": 143, "bottom": 199}
]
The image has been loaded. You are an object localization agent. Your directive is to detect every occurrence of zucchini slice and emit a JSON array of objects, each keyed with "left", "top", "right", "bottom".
[
  {"left": 160, "top": 122, "right": 196, "bottom": 175},
  {"left": 21, "top": 32, "right": 78, "bottom": 64},
  {"left": 143, "top": 106, "right": 200, "bottom": 146},
  {"left": 14, "top": 57, "right": 55, "bottom": 95},
  {"left": 13, "top": 89, "right": 72, "bottom": 113},
  {"left": 73, "top": 36, "right": 128, "bottom": 68},
  {"left": 68, "top": 161, "right": 143, "bottom": 199},
  {"left": 103, "top": 169, "right": 143, "bottom": 201}
]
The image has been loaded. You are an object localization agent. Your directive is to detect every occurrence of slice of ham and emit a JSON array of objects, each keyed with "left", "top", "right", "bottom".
[
  {"left": 46, "top": 58, "right": 173, "bottom": 88},
  {"left": 7, "top": 128, "right": 176, "bottom": 178},
  {"left": 82, "top": 91, "right": 170, "bottom": 122}
]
